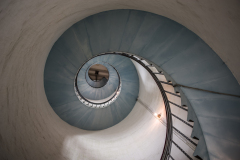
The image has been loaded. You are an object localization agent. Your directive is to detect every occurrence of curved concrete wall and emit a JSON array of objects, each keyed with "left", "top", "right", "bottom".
[
  {"left": 1, "top": 1, "right": 240, "bottom": 82},
  {"left": 1, "top": 1, "right": 240, "bottom": 160},
  {"left": 1, "top": 51, "right": 166, "bottom": 160}
]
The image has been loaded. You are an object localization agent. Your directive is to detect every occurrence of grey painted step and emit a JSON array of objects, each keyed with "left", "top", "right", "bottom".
[{"left": 45, "top": 53, "right": 139, "bottom": 130}]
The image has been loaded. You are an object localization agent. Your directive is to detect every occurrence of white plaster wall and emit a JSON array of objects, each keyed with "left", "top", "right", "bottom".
[
  {"left": 58, "top": 58, "right": 168, "bottom": 160},
  {"left": 0, "top": 37, "right": 166, "bottom": 160},
  {"left": 1, "top": 0, "right": 240, "bottom": 159},
  {"left": 132, "top": 60, "right": 166, "bottom": 121}
]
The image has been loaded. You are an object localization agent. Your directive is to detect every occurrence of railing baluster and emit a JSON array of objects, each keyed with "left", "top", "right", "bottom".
[
  {"left": 172, "top": 114, "right": 193, "bottom": 128},
  {"left": 153, "top": 72, "right": 164, "bottom": 75},
  {"left": 172, "top": 126, "right": 197, "bottom": 146},
  {"left": 165, "top": 91, "right": 181, "bottom": 97},
  {"left": 159, "top": 81, "right": 173, "bottom": 85},
  {"left": 169, "top": 101, "right": 188, "bottom": 111},
  {"left": 169, "top": 155, "right": 175, "bottom": 160},
  {"left": 172, "top": 141, "right": 193, "bottom": 160}
]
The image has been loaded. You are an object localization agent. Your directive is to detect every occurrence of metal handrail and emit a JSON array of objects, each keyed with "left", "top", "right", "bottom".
[
  {"left": 94, "top": 52, "right": 173, "bottom": 160},
  {"left": 75, "top": 51, "right": 173, "bottom": 159},
  {"left": 74, "top": 59, "right": 121, "bottom": 108}
]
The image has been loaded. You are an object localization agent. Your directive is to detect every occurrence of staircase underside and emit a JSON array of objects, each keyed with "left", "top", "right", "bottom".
[{"left": 44, "top": 9, "right": 240, "bottom": 159}]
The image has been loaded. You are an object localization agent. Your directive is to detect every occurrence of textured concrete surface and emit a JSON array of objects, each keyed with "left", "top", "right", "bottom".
[
  {"left": 1, "top": 1, "right": 240, "bottom": 160},
  {"left": 2, "top": 52, "right": 165, "bottom": 159},
  {"left": 0, "top": 0, "right": 240, "bottom": 82},
  {"left": 131, "top": 60, "right": 167, "bottom": 160}
]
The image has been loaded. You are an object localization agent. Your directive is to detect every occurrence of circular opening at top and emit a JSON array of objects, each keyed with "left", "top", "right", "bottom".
[{"left": 88, "top": 64, "right": 109, "bottom": 82}]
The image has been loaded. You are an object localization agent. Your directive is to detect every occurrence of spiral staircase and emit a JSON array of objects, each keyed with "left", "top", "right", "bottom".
[
  {"left": 42, "top": 9, "right": 240, "bottom": 160},
  {"left": 1, "top": 4, "right": 240, "bottom": 160}
]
